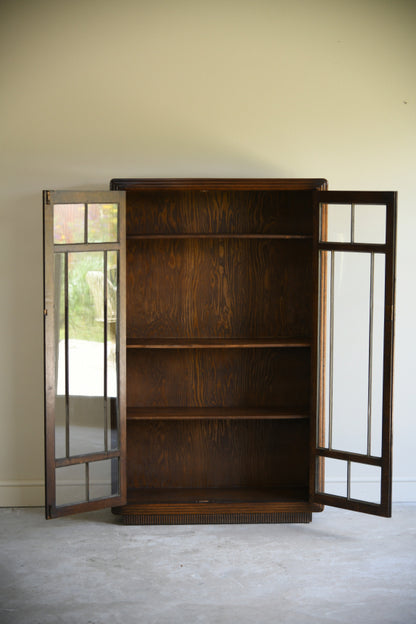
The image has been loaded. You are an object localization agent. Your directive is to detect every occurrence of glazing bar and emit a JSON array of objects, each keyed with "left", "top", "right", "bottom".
[
  {"left": 351, "top": 204, "right": 355, "bottom": 243},
  {"left": 114, "top": 251, "right": 120, "bottom": 452},
  {"left": 104, "top": 251, "right": 108, "bottom": 452},
  {"left": 347, "top": 460, "right": 351, "bottom": 500},
  {"left": 64, "top": 253, "right": 70, "bottom": 458},
  {"left": 85, "top": 462, "right": 90, "bottom": 502},
  {"left": 328, "top": 251, "right": 335, "bottom": 450},
  {"left": 367, "top": 253, "right": 375, "bottom": 456},
  {"left": 84, "top": 204, "right": 88, "bottom": 244}
]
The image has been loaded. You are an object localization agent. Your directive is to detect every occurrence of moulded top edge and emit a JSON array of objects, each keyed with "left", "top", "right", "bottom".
[{"left": 110, "top": 178, "right": 328, "bottom": 191}]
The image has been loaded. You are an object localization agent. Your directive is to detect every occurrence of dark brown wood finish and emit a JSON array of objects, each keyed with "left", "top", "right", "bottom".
[
  {"left": 110, "top": 178, "right": 328, "bottom": 524},
  {"left": 126, "top": 419, "right": 309, "bottom": 490},
  {"left": 111, "top": 178, "right": 328, "bottom": 191},
  {"left": 126, "top": 238, "right": 312, "bottom": 340},
  {"left": 126, "top": 348, "right": 310, "bottom": 409},
  {"left": 43, "top": 178, "right": 396, "bottom": 524},
  {"left": 124, "top": 189, "right": 314, "bottom": 236},
  {"left": 127, "top": 338, "right": 311, "bottom": 348},
  {"left": 127, "top": 407, "right": 309, "bottom": 420},
  {"left": 312, "top": 190, "right": 397, "bottom": 518}
]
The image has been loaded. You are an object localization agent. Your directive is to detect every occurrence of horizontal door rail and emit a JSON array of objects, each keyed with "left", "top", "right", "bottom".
[
  {"left": 55, "top": 449, "right": 120, "bottom": 468},
  {"left": 316, "top": 447, "right": 383, "bottom": 467}
]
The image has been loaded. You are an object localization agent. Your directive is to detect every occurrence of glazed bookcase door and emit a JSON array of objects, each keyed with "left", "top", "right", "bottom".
[
  {"left": 43, "top": 191, "right": 126, "bottom": 518},
  {"left": 312, "top": 191, "right": 396, "bottom": 517}
]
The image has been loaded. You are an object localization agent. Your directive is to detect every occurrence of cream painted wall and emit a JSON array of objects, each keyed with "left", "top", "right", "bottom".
[{"left": 1, "top": 0, "right": 415, "bottom": 506}]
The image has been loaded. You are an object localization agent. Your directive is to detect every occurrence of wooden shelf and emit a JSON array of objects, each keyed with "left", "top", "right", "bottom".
[
  {"left": 127, "top": 407, "right": 310, "bottom": 421},
  {"left": 125, "top": 487, "right": 309, "bottom": 505},
  {"left": 127, "top": 233, "right": 312, "bottom": 240},
  {"left": 126, "top": 337, "right": 311, "bottom": 349}
]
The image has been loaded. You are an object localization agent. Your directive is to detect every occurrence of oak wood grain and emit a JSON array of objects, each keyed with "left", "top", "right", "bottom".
[
  {"left": 126, "top": 419, "right": 309, "bottom": 490},
  {"left": 126, "top": 238, "right": 312, "bottom": 340},
  {"left": 127, "top": 348, "right": 310, "bottom": 409}
]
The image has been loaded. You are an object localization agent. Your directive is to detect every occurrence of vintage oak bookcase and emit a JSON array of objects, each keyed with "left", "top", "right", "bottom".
[{"left": 43, "top": 179, "right": 396, "bottom": 524}]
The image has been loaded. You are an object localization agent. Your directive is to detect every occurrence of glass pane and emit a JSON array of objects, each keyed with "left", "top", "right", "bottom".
[
  {"left": 321, "top": 204, "right": 351, "bottom": 243},
  {"left": 107, "top": 251, "right": 119, "bottom": 450},
  {"left": 88, "top": 204, "right": 118, "bottom": 243},
  {"left": 318, "top": 250, "right": 386, "bottom": 457},
  {"left": 54, "top": 204, "right": 85, "bottom": 244},
  {"left": 317, "top": 458, "right": 347, "bottom": 497},
  {"left": 54, "top": 253, "right": 66, "bottom": 458},
  {"left": 371, "top": 255, "right": 385, "bottom": 457},
  {"left": 354, "top": 205, "right": 386, "bottom": 244},
  {"left": 320, "top": 250, "right": 331, "bottom": 449},
  {"left": 68, "top": 252, "right": 106, "bottom": 456},
  {"left": 54, "top": 250, "right": 121, "bottom": 460},
  {"left": 350, "top": 463, "right": 381, "bottom": 504},
  {"left": 89, "top": 458, "right": 119, "bottom": 500},
  {"left": 56, "top": 464, "right": 86, "bottom": 506}
]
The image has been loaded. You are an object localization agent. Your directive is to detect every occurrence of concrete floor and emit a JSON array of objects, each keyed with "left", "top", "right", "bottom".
[{"left": 0, "top": 505, "right": 415, "bottom": 624}]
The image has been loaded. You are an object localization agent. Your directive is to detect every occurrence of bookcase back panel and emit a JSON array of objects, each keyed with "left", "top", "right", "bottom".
[
  {"left": 126, "top": 239, "right": 312, "bottom": 339},
  {"left": 127, "top": 348, "right": 310, "bottom": 409},
  {"left": 126, "top": 419, "right": 309, "bottom": 489},
  {"left": 126, "top": 190, "right": 313, "bottom": 236}
]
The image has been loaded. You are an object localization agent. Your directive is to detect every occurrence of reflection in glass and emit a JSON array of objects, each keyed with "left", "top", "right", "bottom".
[
  {"left": 54, "top": 253, "right": 66, "bottom": 458},
  {"left": 106, "top": 251, "right": 119, "bottom": 450},
  {"left": 88, "top": 204, "right": 118, "bottom": 243},
  {"left": 56, "top": 464, "right": 86, "bottom": 506},
  {"left": 89, "top": 459, "right": 118, "bottom": 500},
  {"left": 54, "top": 250, "right": 119, "bottom": 459},
  {"left": 54, "top": 204, "right": 85, "bottom": 244}
]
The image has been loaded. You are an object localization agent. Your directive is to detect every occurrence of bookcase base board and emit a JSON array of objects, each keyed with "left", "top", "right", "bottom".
[
  {"left": 112, "top": 494, "right": 324, "bottom": 525},
  {"left": 116, "top": 511, "right": 314, "bottom": 525}
]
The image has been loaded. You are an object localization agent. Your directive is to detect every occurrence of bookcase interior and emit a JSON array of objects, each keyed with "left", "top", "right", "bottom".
[{"left": 124, "top": 188, "right": 314, "bottom": 508}]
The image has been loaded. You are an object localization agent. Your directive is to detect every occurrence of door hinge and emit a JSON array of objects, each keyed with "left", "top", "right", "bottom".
[
  {"left": 44, "top": 309, "right": 48, "bottom": 316},
  {"left": 390, "top": 304, "right": 394, "bottom": 322},
  {"left": 44, "top": 191, "right": 51, "bottom": 205}
]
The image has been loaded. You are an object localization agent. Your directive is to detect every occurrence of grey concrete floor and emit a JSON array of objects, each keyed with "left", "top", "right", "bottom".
[{"left": 0, "top": 505, "right": 415, "bottom": 624}]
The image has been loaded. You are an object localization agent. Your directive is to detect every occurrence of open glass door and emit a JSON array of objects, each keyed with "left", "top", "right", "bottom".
[
  {"left": 43, "top": 191, "right": 126, "bottom": 518},
  {"left": 312, "top": 191, "right": 396, "bottom": 517}
]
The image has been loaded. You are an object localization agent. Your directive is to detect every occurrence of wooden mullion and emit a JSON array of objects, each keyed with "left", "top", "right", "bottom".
[
  {"left": 53, "top": 242, "right": 120, "bottom": 253},
  {"left": 55, "top": 449, "right": 121, "bottom": 468},
  {"left": 48, "top": 494, "right": 125, "bottom": 519},
  {"left": 316, "top": 447, "right": 383, "bottom": 467},
  {"left": 314, "top": 492, "right": 390, "bottom": 517},
  {"left": 318, "top": 241, "right": 387, "bottom": 253},
  {"left": 64, "top": 252, "right": 70, "bottom": 458}
]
